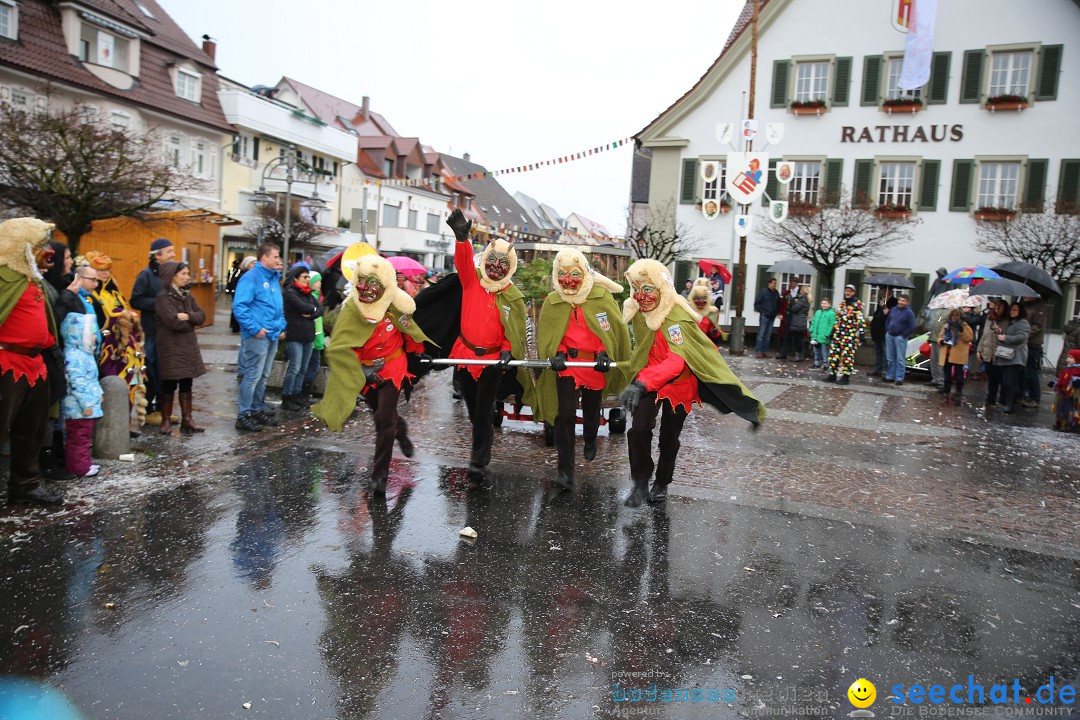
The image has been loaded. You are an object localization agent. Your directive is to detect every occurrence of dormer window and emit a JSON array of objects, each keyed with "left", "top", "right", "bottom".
[
  {"left": 176, "top": 67, "right": 200, "bottom": 102},
  {"left": 80, "top": 24, "right": 129, "bottom": 70},
  {"left": 133, "top": 0, "right": 155, "bottom": 19},
  {"left": 0, "top": 1, "right": 19, "bottom": 41}
]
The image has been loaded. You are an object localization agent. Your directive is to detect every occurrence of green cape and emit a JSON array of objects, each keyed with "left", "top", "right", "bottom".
[
  {"left": 530, "top": 286, "right": 630, "bottom": 425},
  {"left": 484, "top": 277, "right": 531, "bottom": 394},
  {"left": 0, "top": 267, "right": 58, "bottom": 339},
  {"left": 628, "top": 304, "right": 765, "bottom": 426},
  {"left": 312, "top": 298, "right": 434, "bottom": 432}
]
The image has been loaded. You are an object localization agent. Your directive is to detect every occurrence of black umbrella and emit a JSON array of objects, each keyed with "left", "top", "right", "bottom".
[
  {"left": 967, "top": 277, "right": 1037, "bottom": 297},
  {"left": 767, "top": 259, "right": 816, "bottom": 275},
  {"left": 990, "top": 261, "right": 1062, "bottom": 296},
  {"left": 862, "top": 273, "right": 915, "bottom": 289}
]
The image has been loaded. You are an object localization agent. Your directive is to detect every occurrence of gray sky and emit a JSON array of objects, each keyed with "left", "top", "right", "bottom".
[{"left": 166, "top": 0, "right": 744, "bottom": 235}]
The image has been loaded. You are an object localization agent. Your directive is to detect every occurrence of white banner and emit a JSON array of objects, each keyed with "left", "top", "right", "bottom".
[
  {"left": 735, "top": 214, "right": 753, "bottom": 237},
  {"left": 898, "top": 0, "right": 938, "bottom": 90},
  {"left": 769, "top": 201, "right": 789, "bottom": 224},
  {"left": 97, "top": 31, "right": 115, "bottom": 66},
  {"left": 775, "top": 161, "right": 795, "bottom": 185},
  {"left": 726, "top": 152, "right": 770, "bottom": 205}
]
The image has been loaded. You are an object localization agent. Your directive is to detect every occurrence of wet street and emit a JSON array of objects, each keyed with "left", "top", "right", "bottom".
[{"left": 1, "top": 320, "right": 1079, "bottom": 719}]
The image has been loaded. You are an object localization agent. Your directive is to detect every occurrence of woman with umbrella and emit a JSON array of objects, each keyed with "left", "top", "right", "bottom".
[{"left": 992, "top": 302, "right": 1030, "bottom": 414}]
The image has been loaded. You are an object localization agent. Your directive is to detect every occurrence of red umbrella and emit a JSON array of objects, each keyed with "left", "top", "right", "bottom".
[{"left": 698, "top": 259, "right": 732, "bottom": 283}]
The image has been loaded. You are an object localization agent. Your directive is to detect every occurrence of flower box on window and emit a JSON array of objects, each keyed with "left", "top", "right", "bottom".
[
  {"left": 788, "top": 200, "right": 820, "bottom": 216},
  {"left": 985, "top": 95, "right": 1029, "bottom": 112},
  {"left": 882, "top": 98, "right": 923, "bottom": 114},
  {"left": 974, "top": 206, "right": 1016, "bottom": 221},
  {"left": 874, "top": 203, "right": 911, "bottom": 219},
  {"left": 790, "top": 100, "right": 827, "bottom": 116}
]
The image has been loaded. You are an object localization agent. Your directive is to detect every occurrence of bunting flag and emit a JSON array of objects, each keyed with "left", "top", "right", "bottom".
[{"left": 346, "top": 135, "right": 635, "bottom": 187}]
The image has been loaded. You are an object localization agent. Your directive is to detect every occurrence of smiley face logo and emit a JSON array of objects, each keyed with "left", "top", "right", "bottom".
[{"left": 848, "top": 678, "right": 876, "bottom": 708}]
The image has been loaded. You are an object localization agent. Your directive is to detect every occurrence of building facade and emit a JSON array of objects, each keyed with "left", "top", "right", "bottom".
[{"left": 635, "top": 0, "right": 1080, "bottom": 357}]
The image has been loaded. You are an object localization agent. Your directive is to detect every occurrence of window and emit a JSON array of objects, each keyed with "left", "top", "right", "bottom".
[
  {"left": 10, "top": 88, "right": 32, "bottom": 111},
  {"left": 788, "top": 162, "right": 821, "bottom": 204},
  {"left": 781, "top": 272, "right": 812, "bottom": 291},
  {"left": 988, "top": 51, "right": 1032, "bottom": 97},
  {"left": 701, "top": 161, "right": 726, "bottom": 208},
  {"left": 878, "top": 162, "right": 916, "bottom": 208},
  {"left": 977, "top": 162, "right": 1020, "bottom": 210},
  {"left": 191, "top": 139, "right": 211, "bottom": 179},
  {"left": 383, "top": 204, "right": 400, "bottom": 227},
  {"left": 80, "top": 25, "right": 129, "bottom": 70},
  {"left": 110, "top": 111, "right": 131, "bottom": 131},
  {"left": 408, "top": 209, "right": 418, "bottom": 229},
  {"left": 133, "top": 0, "right": 155, "bottom": 18},
  {"left": 164, "top": 133, "right": 183, "bottom": 168},
  {"left": 794, "top": 61, "right": 830, "bottom": 103},
  {"left": 1072, "top": 288, "right": 1080, "bottom": 324},
  {"left": 0, "top": 1, "right": 17, "bottom": 41},
  {"left": 383, "top": 158, "right": 394, "bottom": 177},
  {"left": 885, "top": 57, "right": 922, "bottom": 101},
  {"left": 426, "top": 213, "right": 440, "bottom": 234},
  {"left": 176, "top": 69, "right": 200, "bottom": 102}
]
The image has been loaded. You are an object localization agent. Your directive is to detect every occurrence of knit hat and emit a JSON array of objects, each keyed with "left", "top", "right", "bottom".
[
  {"left": 845, "top": 284, "right": 857, "bottom": 292},
  {"left": 1069, "top": 349, "right": 1080, "bottom": 364},
  {"left": 239, "top": 256, "right": 256, "bottom": 271},
  {"left": 150, "top": 238, "right": 173, "bottom": 253},
  {"left": 85, "top": 250, "right": 112, "bottom": 270}
]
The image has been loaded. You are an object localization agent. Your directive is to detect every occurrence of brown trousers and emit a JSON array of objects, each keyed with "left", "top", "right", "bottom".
[
  {"left": 627, "top": 391, "right": 688, "bottom": 488},
  {"left": 361, "top": 381, "right": 409, "bottom": 480},
  {"left": 0, "top": 371, "right": 50, "bottom": 494}
]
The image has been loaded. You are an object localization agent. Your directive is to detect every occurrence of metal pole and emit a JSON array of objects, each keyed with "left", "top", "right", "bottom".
[
  {"left": 730, "top": 0, "right": 759, "bottom": 355},
  {"left": 361, "top": 186, "right": 369, "bottom": 242},
  {"left": 283, "top": 144, "right": 295, "bottom": 265}
]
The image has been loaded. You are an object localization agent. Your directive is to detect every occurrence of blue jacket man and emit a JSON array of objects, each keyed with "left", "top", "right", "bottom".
[
  {"left": 753, "top": 278, "right": 780, "bottom": 356},
  {"left": 884, "top": 294, "right": 916, "bottom": 384},
  {"left": 234, "top": 244, "right": 286, "bottom": 431}
]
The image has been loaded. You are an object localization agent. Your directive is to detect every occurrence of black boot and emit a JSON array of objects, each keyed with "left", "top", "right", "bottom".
[
  {"left": 466, "top": 463, "right": 487, "bottom": 484},
  {"left": 369, "top": 475, "right": 387, "bottom": 496},
  {"left": 837, "top": 375, "right": 850, "bottom": 385},
  {"left": 553, "top": 470, "right": 574, "bottom": 490},
  {"left": 624, "top": 478, "right": 650, "bottom": 508},
  {"left": 648, "top": 481, "right": 668, "bottom": 503},
  {"left": 300, "top": 380, "right": 315, "bottom": 405},
  {"left": 823, "top": 374, "right": 837, "bottom": 383},
  {"left": 583, "top": 439, "right": 597, "bottom": 462},
  {"left": 281, "top": 394, "right": 304, "bottom": 411},
  {"left": 398, "top": 433, "right": 414, "bottom": 458}
]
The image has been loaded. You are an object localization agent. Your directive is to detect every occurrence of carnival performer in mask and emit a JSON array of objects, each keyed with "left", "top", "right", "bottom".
[
  {"left": 533, "top": 248, "right": 630, "bottom": 490},
  {"left": 442, "top": 209, "right": 529, "bottom": 483},
  {"left": 688, "top": 278, "right": 723, "bottom": 345},
  {"left": 312, "top": 255, "right": 433, "bottom": 495},
  {"left": 620, "top": 259, "right": 764, "bottom": 507}
]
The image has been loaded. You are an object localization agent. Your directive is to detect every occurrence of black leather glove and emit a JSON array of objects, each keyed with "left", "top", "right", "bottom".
[
  {"left": 361, "top": 364, "right": 385, "bottom": 387},
  {"left": 418, "top": 352, "right": 434, "bottom": 364},
  {"left": 496, "top": 350, "right": 513, "bottom": 369},
  {"left": 550, "top": 352, "right": 567, "bottom": 372},
  {"left": 620, "top": 380, "right": 646, "bottom": 413},
  {"left": 446, "top": 209, "right": 472, "bottom": 242},
  {"left": 593, "top": 350, "right": 611, "bottom": 373}
]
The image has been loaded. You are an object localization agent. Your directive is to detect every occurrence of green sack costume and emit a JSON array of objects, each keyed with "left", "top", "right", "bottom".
[
  {"left": 312, "top": 297, "right": 433, "bottom": 432},
  {"left": 627, "top": 304, "right": 765, "bottom": 426},
  {"left": 532, "top": 285, "right": 630, "bottom": 425}
]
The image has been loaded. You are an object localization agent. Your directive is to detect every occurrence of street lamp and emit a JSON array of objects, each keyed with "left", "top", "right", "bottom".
[{"left": 252, "top": 143, "right": 328, "bottom": 264}]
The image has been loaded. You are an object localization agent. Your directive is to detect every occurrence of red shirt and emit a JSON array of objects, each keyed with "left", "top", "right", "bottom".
[
  {"left": 353, "top": 315, "right": 425, "bottom": 393},
  {"left": 636, "top": 329, "right": 699, "bottom": 414},
  {"left": 0, "top": 282, "right": 55, "bottom": 386},
  {"left": 557, "top": 305, "right": 606, "bottom": 390},
  {"left": 450, "top": 240, "right": 511, "bottom": 379},
  {"left": 698, "top": 316, "right": 721, "bottom": 343}
]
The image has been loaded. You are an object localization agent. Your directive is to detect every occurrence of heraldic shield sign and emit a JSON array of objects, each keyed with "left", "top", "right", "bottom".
[
  {"left": 726, "top": 152, "right": 770, "bottom": 205},
  {"left": 770, "top": 201, "right": 789, "bottom": 223}
]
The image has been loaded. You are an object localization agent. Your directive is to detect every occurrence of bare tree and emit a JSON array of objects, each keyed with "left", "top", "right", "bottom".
[
  {"left": 0, "top": 96, "right": 204, "bottom": 254},
  {"left": 755, "top": 192, "right": 919, "bottom": 296},
  {"left": 974, "top": 199, "right": 1080, "bottom": 286},
  {"left": 248, "top": 199, "right": 324, "bottom": 257},
  {"left": 625, "top": 199, "right": 704, "bottom": 267}
]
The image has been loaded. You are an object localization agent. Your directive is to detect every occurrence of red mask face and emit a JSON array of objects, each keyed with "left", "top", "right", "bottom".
[
  {"left": 356, "top": 275, "right": 385, "bottom": 304},
  {"left": 632, "top": 283, "right": 660, "bottom": 313},
  {"left": 693, "top": 296, "right": 708, "bottom": 310},
  {"left": 485, "top": 252, "right": 510, "bottom": 281},
  {"left": 557, "top": 267, "right": 584, "bottom": 294},
  {"left": 35, "top": 246, "right": 55, "bottom": 270}
]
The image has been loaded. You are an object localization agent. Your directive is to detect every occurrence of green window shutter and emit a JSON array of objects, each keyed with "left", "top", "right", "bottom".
[
  {"left": 253, "top": 137, "right": 260, "bottom": 161},
  {"left": 949, "top": 159, "right": 974, "bottom": 211},
  {"left": 762, "top": 159, "right": 779, "bottom": 207},
  {"left": 911, "top": 273, "right": 930, "bottom": 312},
  {"left": 1023, "top": 159, "right": 1048, "bottom": 212},
  {"left": 756, "top": 265, "right": 771, "bottom": 295},
  {"left": 927, "top": 52, "right": 951, "bottom": 104},
  {"left": 771, "top": 60, "right": 790, "bottom": 108},
  {"left": 1058, "top": 159, "right": 1080, "bottom": 213},
  {"left": 1047, "top": 297, "right": 1066, "bottom": 333},
  {"left": 853, "top": 159, "right": 874, "bottom": 208},
  {"left": 1035, "top": 44, "right": 1063, "bottom": 101},
  {"left": 861, "top": 55, "right": 883, "bottom": 106},
  {"left": 832, "top": 57, "right": 852, "bottom": 106},
  {"left": 959, "top": 49, "right": 984, "bottom": 103},
  {"left": 680, "top": 158, "right": 699, "bottom": 205},
  {"left": 919, "top": 159, "right": 941, "bottom": 211},
  {"left": 823, "top": 159, "right": 843, "bottom": 208}
]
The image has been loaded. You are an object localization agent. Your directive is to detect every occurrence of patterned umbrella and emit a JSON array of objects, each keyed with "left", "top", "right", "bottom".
[
  {"left": 927, "top": 288, "right": 986, "bottom": 310},
  {"left": 942, "top": 266, "right": 1000, "bottom": 284}
]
